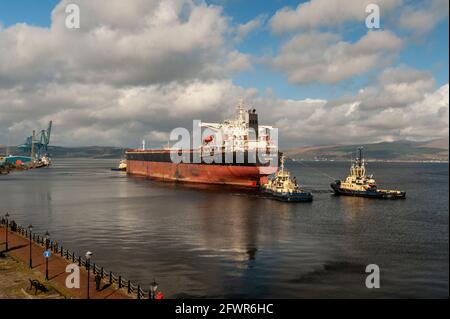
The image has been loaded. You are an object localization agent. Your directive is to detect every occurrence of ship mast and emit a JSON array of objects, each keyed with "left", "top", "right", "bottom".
[
  {"left": 236, "top": 99, "right": 246, "bottom": 126},
  {"left": 350, "top": 147, "right": 365, "bottom": 178},
  {"left": 31, "top": 130, "right": 36, "bottom": 160},
  {"left": 358, "top": 147, "right": 363, "bottom": 167}
]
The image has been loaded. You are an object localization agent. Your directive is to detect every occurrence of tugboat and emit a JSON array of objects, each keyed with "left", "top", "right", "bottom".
[
  {"left": 262, "top": 155, "right": 313, "bottom": 202},
  {"left": 111, "top": 159, "right": 127, "bottom": 171},
  {"left": 34, "top": 154, "right": 52, "bottom": 168},
  {"left": 40, "top": 154, "right": 51, "bottom": 167},
  {"left": 331, "top": 147, "right": 406, "bottom": 199}
]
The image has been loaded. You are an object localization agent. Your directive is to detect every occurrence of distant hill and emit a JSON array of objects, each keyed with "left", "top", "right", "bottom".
[
  {"left": 284, "top": 139, "right": 449, "bottom": 162},
  {"left": 417, "top": 137, "right": 449, "bottom": 150},
  {"left": 1, "top": 138, "right": 448, "bottom": 161},
  {"left": 0, "top": 146, "right": 127, "bottom": 159}
]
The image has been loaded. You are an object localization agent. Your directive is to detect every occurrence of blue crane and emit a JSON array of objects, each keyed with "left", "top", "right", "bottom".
[{"left": 18, "top": 121, "right": 52, "bottom": 159}]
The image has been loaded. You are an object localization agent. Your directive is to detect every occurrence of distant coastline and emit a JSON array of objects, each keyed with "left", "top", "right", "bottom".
[
  {"left": 285, "top": 138, "right": 449, "bottom": 162},
  {"left": 1, "top": 138, "right": 448, "bottom": 162},
  {"left": 290, "top": 159, "right": 449, "bottom": 164}
]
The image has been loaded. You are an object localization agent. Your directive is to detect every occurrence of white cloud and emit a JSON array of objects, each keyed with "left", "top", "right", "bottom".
[
  {"left": 361, "top": 83, "right": 449, "bottom": 140},
  {"left": 253, "top": 66, "right": 448, "bottom": 146},
  {"left": 356, "top": 66, "right": 435, "bottom": 110},
  {"left": 273, "top": 30, "right": 403, "bottom": 84},
  {"left": 0, "top": 70, "right": 447, "bottom": 148},
  {"left": 270, "top": 0, "right": 401, "bottom": 33},
  {"left": 399, "top": 0, "right": 449, "bottom": 36},
  {"left": 0, "top": 0, "right": 447, "bottom": 149},
  {"left": 0, "top": 0, "right": 234, "bottom": 87},
  {"left": 225, "top": 51, "right": 252, "bottom": 72},
  {"left": 236, "top": 15, "right": 266, "bottom": 41},
  {"left": 0, "top": 80, "right": 248, "bottom": 147}
]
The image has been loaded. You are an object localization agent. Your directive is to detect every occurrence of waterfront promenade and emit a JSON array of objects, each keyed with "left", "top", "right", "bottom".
[{"left": 0, "top": 226, "right": 130, "bottom": 299}]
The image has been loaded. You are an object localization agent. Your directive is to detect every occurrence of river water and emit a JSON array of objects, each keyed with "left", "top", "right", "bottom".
[{"left": 0, "top": 159, "right": 448, "bottom": 298}]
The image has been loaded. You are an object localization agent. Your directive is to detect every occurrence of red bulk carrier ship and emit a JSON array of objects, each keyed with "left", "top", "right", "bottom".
[{"left": 125, "top": 101, "right": 279, "bottom": 187}]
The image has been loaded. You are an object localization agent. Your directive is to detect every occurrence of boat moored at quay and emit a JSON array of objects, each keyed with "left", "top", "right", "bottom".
[{"left": 126, "top": 101, "right": 280, "bottom": 188}]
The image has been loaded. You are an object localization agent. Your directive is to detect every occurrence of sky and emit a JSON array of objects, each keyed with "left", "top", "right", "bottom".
[{"left": 0, "top": 0, "right": 448, "bottom": 148}]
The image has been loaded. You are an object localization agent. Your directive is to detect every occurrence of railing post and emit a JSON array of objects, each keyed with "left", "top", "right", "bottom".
[
  {"left": 72, "top": 252, "right": 75, "bottom": 262},
  {"left": 137, "top": 285, "right": 141, "bottom": 299},
  {"left": 109, "top": 272, "right": 113, "bottom": 285},
  {"left": 118, "top": 276, "right": 122, "bottom": 288},
  {"left": 93, "top": 263, "right": 96, "bottom": 274},
  {"left": 100, "top": 267, "right": 104, "bottom": 278},
  {"left": 127, "top": 281, "right": 131, "bottom": 294},
  {"left": 60, "top": 246, "right": 63, "bottom": 256},
  {"left": 78, "top": 256, "right": 81, "bottom": 266}
]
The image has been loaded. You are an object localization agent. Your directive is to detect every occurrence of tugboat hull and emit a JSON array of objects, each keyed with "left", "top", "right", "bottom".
[
  {"left": 330, "top": 182, "right": 406, "bottom": 199},
  {"left": 263, "top": 190, "right": 313, "bottom": 202}
]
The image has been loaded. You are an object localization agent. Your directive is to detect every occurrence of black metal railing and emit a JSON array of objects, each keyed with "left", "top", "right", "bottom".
[{"left": 1, "top": 218, "right": 152, "bottom": 299}]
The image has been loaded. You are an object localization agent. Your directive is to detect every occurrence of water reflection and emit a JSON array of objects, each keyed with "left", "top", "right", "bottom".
[{"left": 0, "top": 159, "right": 447, "bottom": 298}]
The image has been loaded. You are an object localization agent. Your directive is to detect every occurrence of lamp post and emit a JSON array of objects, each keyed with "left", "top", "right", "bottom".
[
  {"left": 150, "top": 278, "right": 158, "bottom": 299},
  {"left": 85, "top": 251, "right": 93, "bottom": 299},
  {"left": 44, "top": 230, "right": 50, "bottom": 280},
  {"left": 4, "top": 212, "right": 9, "bottom": 252},
  {"left": 28, "top": 224, "right": 33, "bottom": 268}
]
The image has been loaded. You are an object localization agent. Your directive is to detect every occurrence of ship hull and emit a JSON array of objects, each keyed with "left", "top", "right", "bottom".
[
  {"left": 330, "top": 182, "right": 406, "bottom": 199},
  {"left": 263, "top": 189, "right": 313, "bottom": 202},
  {"left": 126, "top": 150, "right": 278, "bottom": 188}
]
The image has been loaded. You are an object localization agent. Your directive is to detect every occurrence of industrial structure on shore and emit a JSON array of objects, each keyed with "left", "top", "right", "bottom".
[{"left": 0, "top": 121, "right": 53, "bottom": 173}]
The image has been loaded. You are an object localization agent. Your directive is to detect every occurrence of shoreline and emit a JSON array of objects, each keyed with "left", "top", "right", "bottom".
[
  {"left": 0, "top": 225, "right": 131, "bottom": 299},
  {"left": 0, "top": 253, "right": 67, "bottom": 299}
]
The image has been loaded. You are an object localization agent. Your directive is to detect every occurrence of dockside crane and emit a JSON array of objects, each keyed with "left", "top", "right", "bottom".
[{"left": 18, "top": 121, "right": 52, "bottom": 159}]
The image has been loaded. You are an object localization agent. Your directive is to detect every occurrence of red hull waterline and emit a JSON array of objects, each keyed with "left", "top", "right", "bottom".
[{"left": 126, "top": 160, "right": 277, "bottom": 188}]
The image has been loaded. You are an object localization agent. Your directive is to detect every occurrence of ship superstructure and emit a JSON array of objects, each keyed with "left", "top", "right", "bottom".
[
  {"left": 331, "top": 148, "right": 406, "bottom": 199},
  {"left": 200, "top": 100, "right": 276, "bottom": 154}
]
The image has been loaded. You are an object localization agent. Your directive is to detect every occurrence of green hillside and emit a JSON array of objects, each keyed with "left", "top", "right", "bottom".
[
  {"left": 284, "top": 139, "right": 448, "bottom": 161},
  {"left": 1, "top": 138, "right": 448, "bottom": 161},
  {"left": 0, "top": 146, "right": 127, "bottom": 159}
]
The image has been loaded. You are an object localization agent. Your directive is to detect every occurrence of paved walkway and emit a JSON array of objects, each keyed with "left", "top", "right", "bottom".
[
  {"left": 0, "top": 254, "right": 66, "bottom": 298},
  {"left": 0, "top": 226, "right": 130, "bottom": 299}
]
